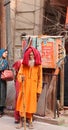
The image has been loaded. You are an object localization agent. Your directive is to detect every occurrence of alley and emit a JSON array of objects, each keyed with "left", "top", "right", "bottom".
[{"left": 0, "top": 1, "right": 68, "bottom": 130}]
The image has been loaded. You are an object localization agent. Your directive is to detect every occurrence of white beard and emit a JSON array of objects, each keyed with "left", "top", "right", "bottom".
[{"left": 29, "top": 59, "right": 35, "bottom": 67}]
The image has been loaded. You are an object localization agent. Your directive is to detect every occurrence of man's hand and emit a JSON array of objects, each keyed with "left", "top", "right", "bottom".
[{"left": 21, "top": 75, "right": 25, "bottom": 81}]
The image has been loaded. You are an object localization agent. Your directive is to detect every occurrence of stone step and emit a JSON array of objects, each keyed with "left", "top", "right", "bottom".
[
  {"left": 4, "top": 109, "right": 14, "bottom": 117},
  {"left": 64, "top": 106, "right": 68, "bottom": 110},
  {"left": 33, "top": 115, "right": 65, "bottom": 125}
]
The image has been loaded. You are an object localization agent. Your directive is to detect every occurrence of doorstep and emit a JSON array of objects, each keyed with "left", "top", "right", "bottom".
[{"left": 33, "top": 114, "right": 65, "bottom": 125}]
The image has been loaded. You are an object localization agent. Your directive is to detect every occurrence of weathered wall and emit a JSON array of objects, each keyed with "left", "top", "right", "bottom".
[
  {"left": 6, "top": 81, "right": 16, "bottom": 109},
  {"left": 0, "top": 0, "right": 6, "bottom": 48},
  {"left": 10, "top": 0, "right": 44, "bottom": 62}
]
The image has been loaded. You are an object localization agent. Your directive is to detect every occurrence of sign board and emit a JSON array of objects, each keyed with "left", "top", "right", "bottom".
[
  {"left": 21, "top": 35, "right": 65, "bottom": 68},
  {"left": 37, "top": 37, "right": 55, "bottom": 68}
]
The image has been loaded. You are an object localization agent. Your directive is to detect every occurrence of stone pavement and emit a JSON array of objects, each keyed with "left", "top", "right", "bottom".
[{"left": 0, "top": 115, "right": 68, "bottom": 130}]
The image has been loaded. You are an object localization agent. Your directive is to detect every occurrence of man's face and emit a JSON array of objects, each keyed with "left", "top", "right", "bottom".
[{"left": 29, "top": 52, "right": 34, "bottom": 60}]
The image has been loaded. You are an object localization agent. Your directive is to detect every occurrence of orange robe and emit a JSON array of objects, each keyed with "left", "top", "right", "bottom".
[{"left": 16, "top": 64, "right": 42, "bottom": 117}]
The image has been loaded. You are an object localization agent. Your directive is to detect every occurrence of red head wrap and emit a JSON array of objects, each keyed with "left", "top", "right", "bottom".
[{"left": 22, "top": 46, "right": 41, "bottom": 66}]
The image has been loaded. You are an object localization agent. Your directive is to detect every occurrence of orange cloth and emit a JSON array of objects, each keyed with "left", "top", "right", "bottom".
[{"left": 16, "top": 64, "right": 42, "bottom": 117}]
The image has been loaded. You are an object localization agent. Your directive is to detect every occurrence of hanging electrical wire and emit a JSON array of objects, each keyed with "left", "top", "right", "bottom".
[
  {"left": 10, "top": 7, "right": 65, "bottom": 31},
  {"left": 10, "top": 0, "right": 67, "bottom": 36},
  {"left": 10, "top": 0, "right": 42, "bottom": 8},
  {"left": 10, "top": 8, "right": 41, "bottom": 27}
]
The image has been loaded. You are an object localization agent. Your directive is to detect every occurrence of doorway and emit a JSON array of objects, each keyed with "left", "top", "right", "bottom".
[{"left": 64, "top": 55, "right": 68, "bottom": 106}]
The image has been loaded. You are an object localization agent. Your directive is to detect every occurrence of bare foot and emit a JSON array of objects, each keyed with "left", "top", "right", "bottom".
[
  {"left": 15, "top": 120, "right": 19, "bottom": 124},
  {"left": 28, "top": 123, "right": 34, "bottom": 129},
  {"left": 16, "top": 123, "right": 23, "bottom": 129}
]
